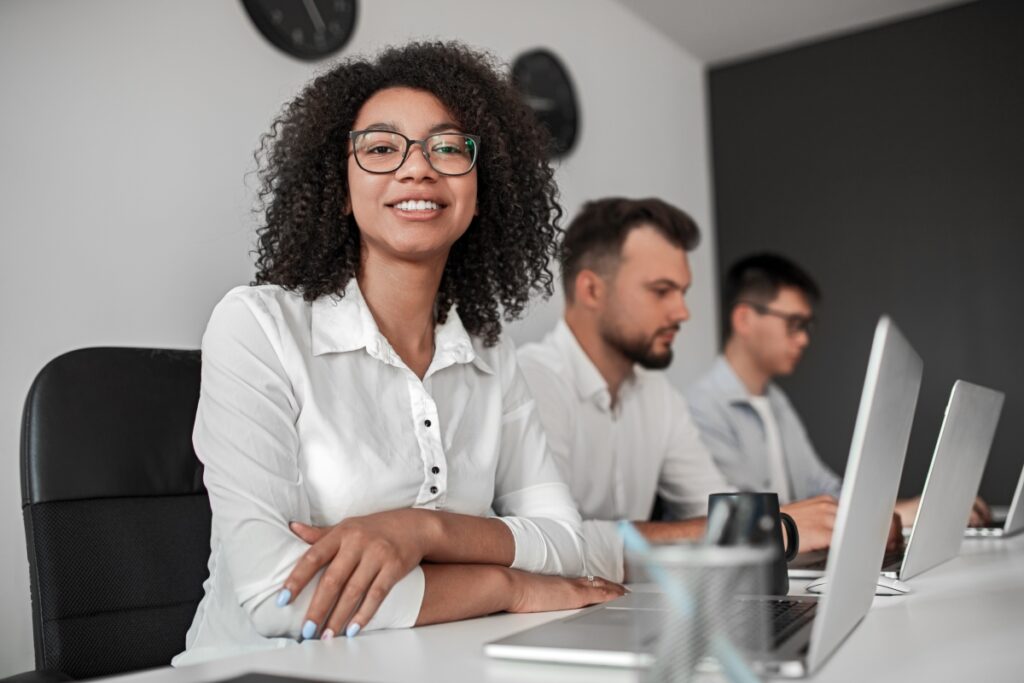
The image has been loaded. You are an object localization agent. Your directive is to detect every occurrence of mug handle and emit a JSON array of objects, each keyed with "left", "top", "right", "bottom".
[{"left": 780, "top": 512, "right": 800, "bottom": 561}]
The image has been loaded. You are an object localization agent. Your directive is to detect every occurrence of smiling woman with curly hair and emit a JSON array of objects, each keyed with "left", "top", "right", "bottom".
[
  {"left": 252, "top": 41, "right": 560, "bottom": 345},
  {"left": 174, "top": 42, "right": 623, "bottom": 666}
]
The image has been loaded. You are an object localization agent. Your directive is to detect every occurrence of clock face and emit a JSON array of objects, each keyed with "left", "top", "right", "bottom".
[
  {"left": 242, "top": 0, "right": 357, "bottom": 61},
  {"left": 512, "top": 49, "right": 580, "bottom": 159}
]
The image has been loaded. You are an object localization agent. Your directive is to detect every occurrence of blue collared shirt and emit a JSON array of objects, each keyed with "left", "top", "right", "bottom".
[{"left": 684, "top": 356, "right": 842, "bottom": 502}]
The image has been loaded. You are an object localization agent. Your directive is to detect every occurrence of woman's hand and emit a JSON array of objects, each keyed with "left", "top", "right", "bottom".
[
  {"left": 506, "top": 570, "right": 626, "bottom": 614},
  {"left": 281, "top": 508, "right": 439, "bottom": 639}
]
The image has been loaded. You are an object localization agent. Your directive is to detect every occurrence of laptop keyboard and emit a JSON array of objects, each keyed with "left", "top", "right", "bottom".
[{"left": 767, "top": 599, "right": 817, "bottom": 647}]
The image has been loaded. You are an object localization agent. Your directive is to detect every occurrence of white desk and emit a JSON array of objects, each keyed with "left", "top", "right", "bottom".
[{"left": 109, "top": 535, "right": 1024, "bottom": 683}]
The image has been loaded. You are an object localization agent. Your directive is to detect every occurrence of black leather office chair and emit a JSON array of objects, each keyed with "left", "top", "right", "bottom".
[{"left": 17, "top": 348, "right": 210, "bottom": 680}]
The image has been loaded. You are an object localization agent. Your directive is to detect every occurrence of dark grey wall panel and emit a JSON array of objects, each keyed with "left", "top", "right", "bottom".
[{"left": 709, "top": 0, "right": 1024, "bottom": 503}]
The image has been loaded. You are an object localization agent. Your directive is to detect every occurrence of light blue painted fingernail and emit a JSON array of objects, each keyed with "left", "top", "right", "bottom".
[
  {"left": 302, "top": 620, "right": 317, "bottom": 640},
  {"left": 275, "top": 589, "right": 291, "bottom": 607},
  {"left": 345, "top": 622, "right": 361, "bottom": 638}
]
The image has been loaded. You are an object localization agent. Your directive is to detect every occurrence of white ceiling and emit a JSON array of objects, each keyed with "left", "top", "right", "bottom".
[{"left": 614, "top": 0, "right": 973, "bottom": 66}]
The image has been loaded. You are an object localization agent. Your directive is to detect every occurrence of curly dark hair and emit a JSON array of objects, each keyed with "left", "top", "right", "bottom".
[{"left": 251, "top": 41, "right": 562, "bottom": 345}]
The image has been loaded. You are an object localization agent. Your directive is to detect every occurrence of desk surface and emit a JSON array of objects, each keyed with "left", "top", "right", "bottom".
[{"left": 110, "top": 535, "right": 1024, "bottom": 683}]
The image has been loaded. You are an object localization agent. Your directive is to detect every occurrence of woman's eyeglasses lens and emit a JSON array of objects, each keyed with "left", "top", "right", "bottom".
[{"left": 351, "top": 131, "right": 478, "bottom": 176}]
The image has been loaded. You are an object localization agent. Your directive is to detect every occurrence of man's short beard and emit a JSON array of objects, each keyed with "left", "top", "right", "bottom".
[{"left": 601, "top": 323, "right": 676, "bottom": 370}]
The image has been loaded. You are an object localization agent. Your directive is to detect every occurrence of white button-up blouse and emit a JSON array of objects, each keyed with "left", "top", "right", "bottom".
[{"left": 174, "top": 282, "right": 585, "bottom": 665}]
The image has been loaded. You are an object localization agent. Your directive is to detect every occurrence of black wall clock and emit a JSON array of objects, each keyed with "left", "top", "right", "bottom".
[
  {"left": 512, "top": 49, "right": 580, "bottom": 159},
  {"left": 242, "top": 0, "right": 357, "bottom": 61}
]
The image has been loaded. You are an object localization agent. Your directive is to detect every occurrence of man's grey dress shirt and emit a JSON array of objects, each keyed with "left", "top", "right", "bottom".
[{"left": 685, "top": 356, "right": 842, "bottom": 503}]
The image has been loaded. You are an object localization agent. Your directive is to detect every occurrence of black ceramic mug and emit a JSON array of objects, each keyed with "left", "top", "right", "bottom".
[{"left": 707, "top": 491, "right": 799, "bottom": 595}]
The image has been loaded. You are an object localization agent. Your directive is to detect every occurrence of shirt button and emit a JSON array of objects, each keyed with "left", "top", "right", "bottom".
[
  {"left": 430, "top": 485, "right": 439, "bottom": 494},
  {"left": 424, "top": 419, "right": 432, "bottom": 427},
  {"left": 431, "top": 466, "right": 440, "bottom": 475}
]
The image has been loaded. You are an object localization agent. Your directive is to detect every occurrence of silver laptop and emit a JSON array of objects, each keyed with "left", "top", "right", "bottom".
[
  {"left": 791, "top": 380, "right": 1005, "bottom": 580},
  {"left": 964, "top": 461, "right": 1024, "bottom": 539},
  {"left": 485, "top": 316, "right": 923, "bottom": 678}
]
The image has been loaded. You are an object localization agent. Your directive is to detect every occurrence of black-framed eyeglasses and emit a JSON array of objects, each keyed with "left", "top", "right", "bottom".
[
  {"left": 741, "top": 300, "right": 816, "bottom": 336},
  {"left": 348, "top": 129, "right": 480, "bottom": 176}
]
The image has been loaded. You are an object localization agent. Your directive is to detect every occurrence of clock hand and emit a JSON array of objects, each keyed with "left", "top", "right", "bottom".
[{"left": 302, "top": 0, "right": 327, "bottom": 34}]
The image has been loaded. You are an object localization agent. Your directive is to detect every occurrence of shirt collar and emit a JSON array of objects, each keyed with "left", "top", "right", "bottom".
[
  {"left": 311, "top": 279, "right": 492, "bottom": 375},
  {"left": 434, "top": 306, "right": 493, "bottom": 375},
  {"left": 710, "top": 355, "right": 779, "bottom": 406},
  {"left": 552, "top": 319, "right": 639, "bottom": 410}
]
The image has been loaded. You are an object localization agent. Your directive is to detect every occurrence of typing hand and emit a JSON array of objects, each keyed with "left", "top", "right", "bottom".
[
  {"left": 968, "top": 496, "right": 992, "bottom": 527},
  {"left": 886, "top": 512, "right": 904, "bottom": 553},
  {"left": 781, "top": 495, "right": 838, "bottom": 553},
  {"left": 507, "top": 571, "right": 626, "bottom": 613},
  {"left": 280, "top": 509, "right": 434, "bottom": 640},
  {"left": 893, "top": 496, "right": 921, "bottom": 527}
]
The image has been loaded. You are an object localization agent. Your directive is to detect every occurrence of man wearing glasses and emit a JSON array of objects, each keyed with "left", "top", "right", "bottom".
[
  {"left": 517, "top": 200, "right": 842, "bottom": 581},
  {"left": 684, "top": 256, "right": 844, "bottom": 547},
  {"left": 684, "top": 254, "right": 986, "bottom": 537}
]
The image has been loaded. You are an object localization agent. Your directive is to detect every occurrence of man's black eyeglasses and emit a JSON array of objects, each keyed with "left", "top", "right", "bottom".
[{"left": 741, "top": 301, "right": 816, "bottom": 336}]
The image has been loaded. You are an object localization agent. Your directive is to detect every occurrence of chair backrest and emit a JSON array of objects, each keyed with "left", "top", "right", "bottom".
[{"left": 20, "top": 348, "right": 210, "bottom": 679}]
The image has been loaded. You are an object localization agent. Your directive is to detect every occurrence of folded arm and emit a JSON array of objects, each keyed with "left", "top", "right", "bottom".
[
  {"left": 417, "top": 564, "right": 625, "bottom": 626},
  {"left": 488, "top": 352, "right": 588, "bottom": 577},
  {"left": 281, "top": 343, "right": 590, "bottom": 636},
  {"left": 195, "top": 292, "right": 398, "bottom": 640}
]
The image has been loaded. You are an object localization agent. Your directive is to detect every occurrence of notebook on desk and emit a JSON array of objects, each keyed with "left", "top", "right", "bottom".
[
  {"left": 486, "top": 316, "right": 923, "bottom": 678},
  {"left": 790, "top": 380, "right": 1005, "bottom": 580}
]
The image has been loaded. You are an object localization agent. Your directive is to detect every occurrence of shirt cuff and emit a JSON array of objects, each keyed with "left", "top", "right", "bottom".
[
  {"left": 581, "top": 519, "right": 626, "bottom": 583},
  {"left": 497, "top": 515, "right": 548, "bottom": 572},
  {"left": 495, "top": 515, "right": 585, "bottom": 576}
]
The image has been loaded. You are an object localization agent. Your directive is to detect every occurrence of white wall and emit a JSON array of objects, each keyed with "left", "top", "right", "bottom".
[{"left": 0, "top": 0, "right": 715, "bottom": 674}]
